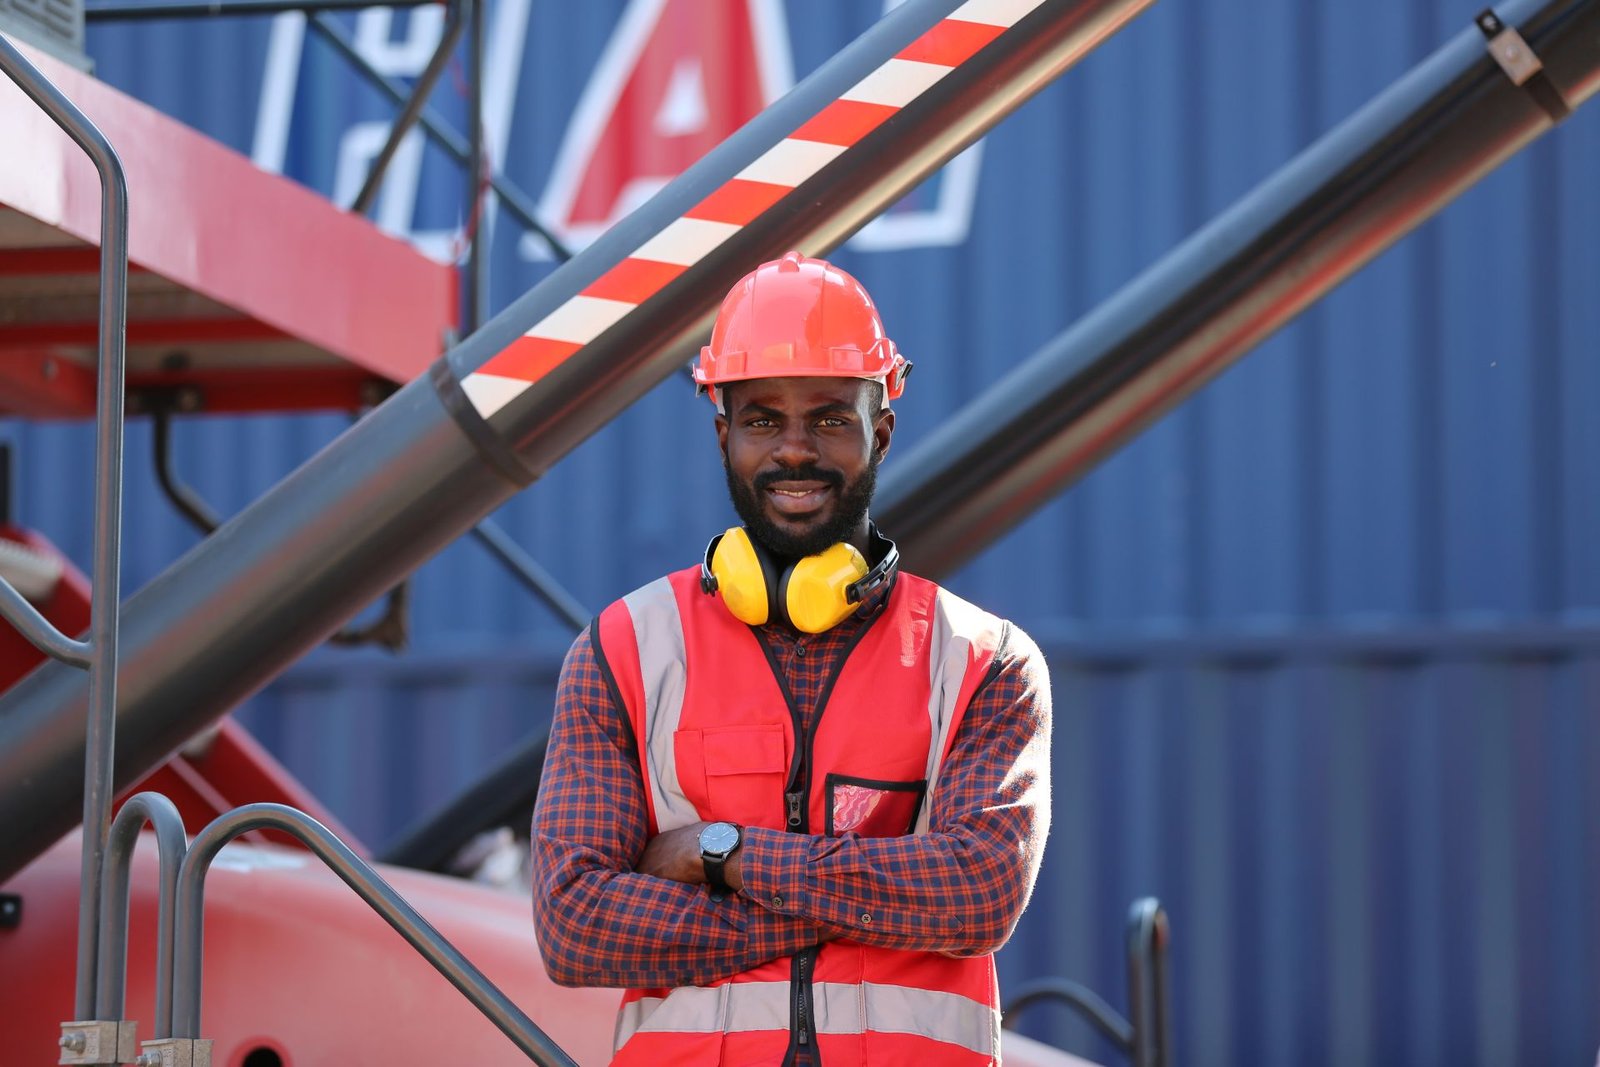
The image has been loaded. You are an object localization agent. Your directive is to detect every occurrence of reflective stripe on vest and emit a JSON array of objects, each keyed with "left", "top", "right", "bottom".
[
  {"left": 616, "top": 576, "right": 699, "bottom": 832},
  {"left": 618, "top": 980, "right": 997, "bottom": 1056},
  {"left": 917, "top": 586, "right": 1004, "bottom": 833}
]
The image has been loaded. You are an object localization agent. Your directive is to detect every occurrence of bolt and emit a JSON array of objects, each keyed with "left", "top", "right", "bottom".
[
  {"left": 60, "top": 1031, "right": 87, "bottom": 1052},
  {"left": 177, "top": 386, "right": 203, "bottom": 413},
  {"left": 136, "top": 1052, "right": 163, "bottom": 1066},
  {"left": 41, "top": 356, "right": 57, "bottom": 381}
]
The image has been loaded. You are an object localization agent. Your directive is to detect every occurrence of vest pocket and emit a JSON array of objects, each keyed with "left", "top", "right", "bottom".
[
  {"left": 824, "top": 773, "right": 927, "bottom": 838},
  {"left": 675, "top": 724, "right": 789, "bottom": 830}
]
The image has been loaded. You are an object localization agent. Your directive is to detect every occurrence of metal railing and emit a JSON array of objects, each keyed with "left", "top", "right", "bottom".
[
  {"left": 170, "top": 804, "right": 577, "bottom": 1066},
  {"left": 0, "top": 27, "right": 130, "bottom": 1032},
  {"left": 1003, "top": 897, "right": 1172, "bottom": 1067}
]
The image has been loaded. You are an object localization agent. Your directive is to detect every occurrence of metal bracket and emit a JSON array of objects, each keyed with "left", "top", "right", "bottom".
[
  {"left": 1477, "top": 9, "right": 1541, "bottom": 84},
  {"left": 136, "top": 1038, "right": 212, "bottom": 1067},
  {"left": 1476, "top": 8, "right": 1571, "bottom": 120},
  {"left": 58, "top": 1020, "right": 138, "bottom": 1065}
]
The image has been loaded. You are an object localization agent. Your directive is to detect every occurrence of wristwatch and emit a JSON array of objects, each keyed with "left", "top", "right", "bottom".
[{"left": 698, "top": 821, "right": 742, "bottom": 901}]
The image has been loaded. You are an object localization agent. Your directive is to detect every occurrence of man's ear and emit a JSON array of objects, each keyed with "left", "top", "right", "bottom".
[
  {"left": 873, "top": 407, "right": 894, "bottom": 460},
  {"left": 715, "top": 411, "right": 729, "bottom": 455}
]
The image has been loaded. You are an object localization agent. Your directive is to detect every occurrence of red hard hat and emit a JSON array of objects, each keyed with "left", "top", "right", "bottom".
[{"left": 695, "top": 251, "right": 911, "bottom": 411}]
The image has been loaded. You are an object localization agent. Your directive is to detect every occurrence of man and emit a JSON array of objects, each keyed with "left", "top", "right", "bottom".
[{"left": 531, "top": 251, "right": 1052, "bottom": 1066}]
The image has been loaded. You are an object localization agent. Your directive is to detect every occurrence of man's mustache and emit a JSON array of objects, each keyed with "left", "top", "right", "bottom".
[{"left": 754, "top": 465, "right": 845, "bottom": 492}]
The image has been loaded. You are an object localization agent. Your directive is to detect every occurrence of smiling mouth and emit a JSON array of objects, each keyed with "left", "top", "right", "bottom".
[{"left": 765, "top": 483, "right": 832, "bottom": 516}]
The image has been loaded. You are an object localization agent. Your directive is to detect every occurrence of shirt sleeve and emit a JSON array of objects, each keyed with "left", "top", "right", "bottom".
[
  {"left": 531, "top": 627, "right": 825, "bottom": 989},
  {"left": 737, "top": 622, "right": 1052, "bottom": 956}
]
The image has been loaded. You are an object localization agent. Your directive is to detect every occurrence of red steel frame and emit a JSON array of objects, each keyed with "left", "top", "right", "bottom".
[{"left": 0, "top": 39, "right": 458, "bottom": 418}]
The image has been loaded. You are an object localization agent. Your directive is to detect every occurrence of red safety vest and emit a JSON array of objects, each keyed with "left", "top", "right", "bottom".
[{"left": 595, "top": 566, "right": 1006, "bottom": 1067}]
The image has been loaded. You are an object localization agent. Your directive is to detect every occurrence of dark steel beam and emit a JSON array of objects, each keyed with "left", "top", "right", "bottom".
[
  {"left": 876, "top": 0, "right": 1600, "bottom": 577},
  {"left": 349, "top": 0, "right": 467, "bottom": 217},
  {"left": 307, "top": 11, "right": 572, "bottom": 261},
  {"left": 0, "top": 0, "right": 1154, "bottom": 882},
  {"left": 463, "top": 0, "right": 487, "bottom": 333},
  {"left": 84, "top": 0, "right": 435, "bottom": 19}
]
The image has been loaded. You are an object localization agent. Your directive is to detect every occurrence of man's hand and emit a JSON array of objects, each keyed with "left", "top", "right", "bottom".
[{"left": 636, "top": 822, "right": 744, "bottom": 892}]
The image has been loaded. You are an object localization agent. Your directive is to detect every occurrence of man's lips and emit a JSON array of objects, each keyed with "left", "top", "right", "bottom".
[{"left": 764, "top": 482, "right": 832, "bottom": 516}]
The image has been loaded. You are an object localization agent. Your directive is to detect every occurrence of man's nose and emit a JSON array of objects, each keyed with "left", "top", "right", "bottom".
[{"left": 771, "top": 425, "right": 820, "bottom": 466}]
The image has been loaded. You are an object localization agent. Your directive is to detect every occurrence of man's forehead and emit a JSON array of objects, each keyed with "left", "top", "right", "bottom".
[{"left": 723, "top": 376, "right": 872, "bottom": 411}]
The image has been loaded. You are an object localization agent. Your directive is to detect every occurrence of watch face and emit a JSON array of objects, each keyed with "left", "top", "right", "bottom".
[{"left": 699, "top": 822, "right": 740, "bottom": 856}]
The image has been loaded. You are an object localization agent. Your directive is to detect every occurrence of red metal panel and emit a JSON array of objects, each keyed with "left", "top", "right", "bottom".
[
  {"left": 0, "top": 40, "right": 457, "bottom": 395},
  {"left": 0, "top": 318, "right": 288, "bottom": 346},
  {"left": 124, "top": 367, "right": 379, "bottom": 414},
  {"left": 0, "top": 349, "right": 98, "bottom": 417},
  {"left": 0, "top": 246, "right": 150, "bottom": 276}
]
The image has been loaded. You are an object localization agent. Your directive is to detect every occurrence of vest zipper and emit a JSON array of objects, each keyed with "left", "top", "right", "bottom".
[
  {"left": 754, "top": 614, "right": 887, "bottom": 1067},
  {"left": 793, "top": 947, "right": 816, "bottom": 1047}
]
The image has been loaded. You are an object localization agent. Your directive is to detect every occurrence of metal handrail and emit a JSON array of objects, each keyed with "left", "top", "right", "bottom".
[
  {"left": 0, "top": 576, "right": 90, "bottom": 665},
  {"left": 1002, "top": 977, "right": 1135, "bottom": 1050},
  {"left": 1126, "top": 897, "right": 1171, "bottom": 1067},
  {"left": 0, "top": 31, "right": 130, "bottom": 1021},
  {"left": 95, "top": 793, "right": 188, "bottom": 1038},
  {"left": 172, "top": 803, "right": 577, "bottom": 1066},
  {"left": 1001, "top": 897, "right": 1171, "bottom": 1067}
]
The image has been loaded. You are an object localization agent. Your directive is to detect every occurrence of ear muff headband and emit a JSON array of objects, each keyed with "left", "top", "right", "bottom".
[{"left": 703, "top": 527, "right": 895, "bottom": 633}]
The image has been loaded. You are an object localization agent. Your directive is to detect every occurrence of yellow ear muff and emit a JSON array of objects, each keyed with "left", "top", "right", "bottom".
[
  {"left": 709, "top": 527, "right": 771, "bottom": 626},
  {"left": 783, "top": 542, "right": 869, "bottom": 634}
]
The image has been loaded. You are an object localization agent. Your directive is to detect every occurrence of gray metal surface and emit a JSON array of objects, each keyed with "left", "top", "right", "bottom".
[
  {"left": 171, "top": 803, "right": 577, "bottom": 1066},
  {"left": 0, "top": 0, "right": 83, "bottom": 63},
  {"left": 0, "top": 30, "right": 129, "bottom": 1021},
  {"left": 0, "top": 0, "right": 1154, "bottom": 885},
  {"left": 875, "top": 0, "right": 1600, "bottom": 577}
]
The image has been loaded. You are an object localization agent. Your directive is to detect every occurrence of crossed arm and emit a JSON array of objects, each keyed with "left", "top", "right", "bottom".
[{"left": 530, "top": 628, "right": 1052, "bottom": 989}]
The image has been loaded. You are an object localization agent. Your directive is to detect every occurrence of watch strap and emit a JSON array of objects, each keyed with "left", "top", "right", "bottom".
[
  {"left": 699, "top": 822, "right": 741, "bottom": 902},
  {"left": 703, "top": 853, "right": 733, "bottom": 901}
]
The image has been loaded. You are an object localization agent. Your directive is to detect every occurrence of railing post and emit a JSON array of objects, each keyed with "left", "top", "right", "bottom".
[{"left": 0, "top": 28, "right": 130, "bottom": 1040}]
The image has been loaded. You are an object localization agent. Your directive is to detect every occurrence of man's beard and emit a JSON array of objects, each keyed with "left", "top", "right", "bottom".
[{"left": 724, "top": 453, "right": 880, "bottom": 561}]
